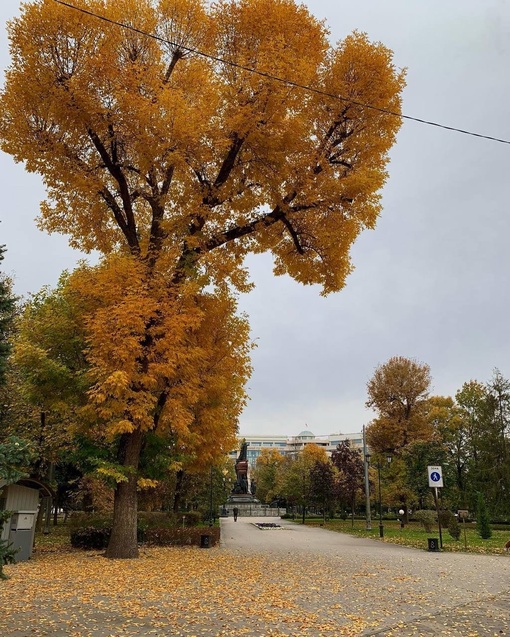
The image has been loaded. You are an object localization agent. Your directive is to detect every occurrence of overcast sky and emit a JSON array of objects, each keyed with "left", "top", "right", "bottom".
[{"left": 1, "top": 1, "right": 510, "bottom": 439}]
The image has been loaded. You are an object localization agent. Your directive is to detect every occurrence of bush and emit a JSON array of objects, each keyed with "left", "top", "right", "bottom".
[
  {"left": 438, "top": 510, "right": 454, "bottom": 528},
  {"left": 182, "top": 511, "right": 202, "bottom": 527},
  {"left": 447, "top": 516, "right": 461, "bottom": 540},
  {"left": 414, "top": 510, "right": 436, "bottom": 533},
  {"left": 70, "top": 527, "right": 111, "bottom": 550},
  {"left": 137, "top": 511, "right": 177, "bottom": 530},
  {"left": 67, "top": 512, "right": 112, "bottom": 530},
  {"left": 145, "top": 527, "right": 220, "bottom": 547}
]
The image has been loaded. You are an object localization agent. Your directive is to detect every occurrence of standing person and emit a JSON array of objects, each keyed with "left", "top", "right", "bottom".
[{"left": 233, "top": 507, "right": 239, "bottom": 522}]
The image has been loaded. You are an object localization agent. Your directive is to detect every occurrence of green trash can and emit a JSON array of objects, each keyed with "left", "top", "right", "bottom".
[{"left": 427, "top": 538, "right": 440, "bottom": 552}]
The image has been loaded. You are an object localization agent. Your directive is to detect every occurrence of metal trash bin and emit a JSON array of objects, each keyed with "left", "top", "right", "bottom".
[
  {"left": 427, "top": 537, "right": 440, "bottom": 552},
  {"left": 200, "top": 534, "right": 211, "bottom": 549}
]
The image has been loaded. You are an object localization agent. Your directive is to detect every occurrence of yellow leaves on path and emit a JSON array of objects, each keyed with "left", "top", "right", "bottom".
[{"left": 0, "top": 547, "right": 380, "bottom": 636}]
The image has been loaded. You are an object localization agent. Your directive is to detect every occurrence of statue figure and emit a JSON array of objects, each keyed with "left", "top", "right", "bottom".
[
  {"left": 250, "top": 478, "right": 257, "bottom": 496},
  {"left": 232, "top": 441, "right": 249, "bottom": 494}
]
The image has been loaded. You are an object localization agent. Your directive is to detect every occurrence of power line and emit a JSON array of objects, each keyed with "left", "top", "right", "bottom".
[{"left": 53, "top": 0, "right": 510, "bottom": 146}]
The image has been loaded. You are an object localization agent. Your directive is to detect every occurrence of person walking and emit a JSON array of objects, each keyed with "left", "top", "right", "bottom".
[{"left": 233, "top": 507, "right": 239, "bottom": 522}]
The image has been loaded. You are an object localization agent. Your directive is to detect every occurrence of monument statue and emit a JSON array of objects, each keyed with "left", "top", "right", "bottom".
[
  {"left": 233, "top": 441, "right": 249, "bottom": 494},
  {"left": 226, "top": 440, "right": 259, "bottom": 505}
]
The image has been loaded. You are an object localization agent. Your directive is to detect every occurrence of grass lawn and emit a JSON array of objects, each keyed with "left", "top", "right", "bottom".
[{"left": 302, "top": 518, "right": 510, "bottom": 554}]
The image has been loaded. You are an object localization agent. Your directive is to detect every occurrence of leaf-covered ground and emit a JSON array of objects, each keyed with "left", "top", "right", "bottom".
[
  {"left": 1, "top": 547, "right": 381, "bottom": 636},
  {"left": 1, "top": 520, "right": 510, "bottom": 636}
]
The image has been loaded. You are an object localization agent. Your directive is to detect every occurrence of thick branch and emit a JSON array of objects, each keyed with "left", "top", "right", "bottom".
[
  {"left": 163, "top": 50, "right": 185, "bottom": 84},
  {"left": 88, "top": 127, "right": 140, "bottom": 252},
  {"left": 280, "top": 215, "right": 305, "bottom": 254},
  {"left": 213, "top": 134, "right": 245, "bottom": 190}
]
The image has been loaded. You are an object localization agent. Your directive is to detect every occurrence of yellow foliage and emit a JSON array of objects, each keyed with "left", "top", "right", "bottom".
[
  {"left": 1, "top": 0, "right": 404, "bottom": 294},
  {"left": 302, "top": 443, "right": 329, "bottom": 465},
  {"left": 0, "top": 0, "right": 404, "bottom": 554},
  {"left": 96, "top": 466, "right": 129, "bottom": 483},
  {"left": 137, "top": 478, "right": 159, "bottom": 489}
]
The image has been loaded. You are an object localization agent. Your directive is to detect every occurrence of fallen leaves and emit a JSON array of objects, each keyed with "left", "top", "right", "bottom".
[{"left": 1, "top": 544, "right": 509, "bottom": 636}]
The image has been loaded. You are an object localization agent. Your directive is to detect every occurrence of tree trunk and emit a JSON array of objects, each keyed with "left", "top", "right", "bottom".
[
  {"left": 173, "top": 470, "right": 184, "bottom": 513},
  {"left": 106, "top": 429, "right": 144, "bottom": 559}
]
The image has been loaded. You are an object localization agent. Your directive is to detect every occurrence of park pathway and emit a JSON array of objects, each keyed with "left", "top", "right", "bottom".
[{"left": 220, "top": 516, "right": 510, "bottom": 636}]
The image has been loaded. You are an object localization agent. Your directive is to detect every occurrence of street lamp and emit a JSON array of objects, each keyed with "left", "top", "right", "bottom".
[
  {"left": 376, "top": 461, "right": 383, "bottom": 538},
  {"left": 378, "top": 454, "right": 392, "bottom": 538},
  {"left": 364, "top": 451, "right": 372, "bottom": 531},
  {"left": 398, "top": 508, "right": 405, "bottom": 529},
  {"left": 363, "top": 426, "right": 372, "bottom": 531}
]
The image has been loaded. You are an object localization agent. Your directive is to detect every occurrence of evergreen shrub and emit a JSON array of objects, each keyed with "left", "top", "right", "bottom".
[
  {"left": 414, "top": 510, "right": 436, "bottom": 533},
  {"left": 476, "top": 493, "right": 492, "bottom": 539},
  {"left": 447, "top": 516, "right": 461, "bottom": 540}
]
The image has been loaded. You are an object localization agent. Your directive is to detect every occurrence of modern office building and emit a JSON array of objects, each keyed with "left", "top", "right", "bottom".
[{"left": 229, "top": 430, "right": 363, "bottom": 467}]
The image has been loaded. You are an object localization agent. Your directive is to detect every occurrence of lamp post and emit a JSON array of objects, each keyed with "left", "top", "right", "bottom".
[
  {"left": 378, "top": 454, "right": 392, "bottom": 538},
  {"left": 363, "top": 426, "right": 372, "bottom": 531},
  {"left": 377, "top": 462, "right": 383, "bottom": 538}
]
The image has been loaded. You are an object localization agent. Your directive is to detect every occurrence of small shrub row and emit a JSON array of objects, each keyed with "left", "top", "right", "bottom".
[
  {"left": 70, "top": 525, "right": 220, "bottom": 549},
  {"left": 70, "top": 526, "right": 146, "bottom": 549},
  {"left": 70, "top": 527, "right": 111, "bottom": 549},
  {"left": 145, "top": 527, "right": 220, "bottom": 547},
  {"left": 69, "top": 511, "right": 204, "bottom": 532}
]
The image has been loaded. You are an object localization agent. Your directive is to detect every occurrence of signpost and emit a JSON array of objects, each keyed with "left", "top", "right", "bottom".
[
  {"left": 428, "top": 466, "right": 444, "bottom": 549},
  {"left": 428, "top": 466, "right": 444, "bottom": 488}
]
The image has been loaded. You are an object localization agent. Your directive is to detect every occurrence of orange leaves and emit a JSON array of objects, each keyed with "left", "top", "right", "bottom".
[
  {"left": 63, "top": 255, "right": 251, "bottom": 468},
  {"left": 1, "top": 0, "right": 404, "bottom": 296}
]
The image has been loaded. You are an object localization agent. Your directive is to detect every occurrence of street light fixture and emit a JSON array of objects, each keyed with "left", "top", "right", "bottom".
[
  {"left": 377, "top": 461, "right": 383, "bottom": 538},
  {"left": 375, "top": 455, "right": 392, "bottom": 539},
  {"left": 364, "top": 450, "right": 372, "bottom": 531},
  {"left": 363, "top": 425, "right": 372, "bottom": 531}
]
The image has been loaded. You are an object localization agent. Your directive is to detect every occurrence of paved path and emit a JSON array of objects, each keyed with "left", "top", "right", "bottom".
[{"left": 221, "top": 516, "right": 510, "bottom": 636}]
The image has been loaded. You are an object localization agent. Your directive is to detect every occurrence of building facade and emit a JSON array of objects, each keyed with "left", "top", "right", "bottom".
[{"left": 229, "top": 430, "right": 363, "bottom": 468}]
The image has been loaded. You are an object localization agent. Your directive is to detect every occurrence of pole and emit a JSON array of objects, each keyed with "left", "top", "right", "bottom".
[
  {"left": 377, "top": 463, "right": 383, "bottom": 538},
  {"left": 363, "top": 426, "right": 371, "bottom": 531},
  {"left": 433, "top": 487, "right": 443, "bottom": 549},
  {"left": 209, "top": 466, "right": 213, "bottom": 527}
]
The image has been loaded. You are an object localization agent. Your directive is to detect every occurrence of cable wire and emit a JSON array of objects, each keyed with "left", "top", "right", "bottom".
[{"left": 53, "top": 0, "right": 510, "bottom": 146}]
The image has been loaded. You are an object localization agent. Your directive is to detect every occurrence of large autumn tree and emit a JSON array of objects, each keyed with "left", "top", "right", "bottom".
[
  {"left": 366, "top": 356, "right": 433, "bottom": 454},
  {"left": 1, "top": 0, "right": 404, "bottom": 557}
]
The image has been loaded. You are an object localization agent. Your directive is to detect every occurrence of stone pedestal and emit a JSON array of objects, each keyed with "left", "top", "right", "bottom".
[{"left": 219, "top": 502, "right": 283, "bottom": 517}]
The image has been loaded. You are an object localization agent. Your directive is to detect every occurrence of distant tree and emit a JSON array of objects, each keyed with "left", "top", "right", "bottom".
[
  {"left": 426, "top": 395, "right": 468, "bottom": 504},
  {"left": 309, "top": 458, "right": 335, "bottom": 521},
  {"left": 277, "top": 445, "right": 329, "bottom": 522},
  {"left": 366, "top": 356, "right": 433, "bottom": 455},
  {"left": 0, "top": 245, "right": 16, "bottom": 388},
  {"left": 401, "top": 439, "right": 447, "bottom": 510},
  {"left": 476, "top": 492, "right": 492, "bottom": 539},
  {"left": 253, "top": 448, "right": 285, "bottom": 504},
  {"left": 331, "top": 441, "right": 364, "bottom": 523},
  {"left": 456, "top": 379, "right": 510, "bottom": 516}
]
